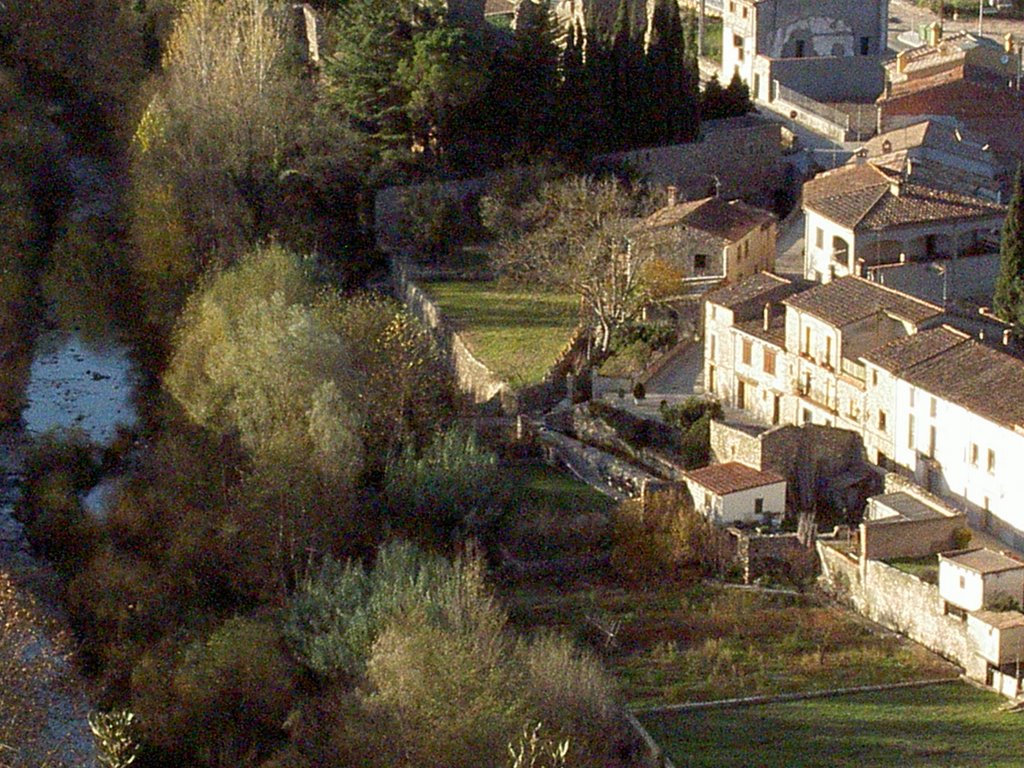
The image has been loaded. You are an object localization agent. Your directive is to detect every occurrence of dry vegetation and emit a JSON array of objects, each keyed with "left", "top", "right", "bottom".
[{"left": 503, "top": 581, "right": 958, "bottom": 710}]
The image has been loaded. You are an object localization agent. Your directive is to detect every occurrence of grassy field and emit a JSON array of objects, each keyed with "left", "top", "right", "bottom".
[
  {"left": 508, "top": 464, "right": 616, "bottom": 517},
  {"left": 887, "top": 555, "right": 940, "bottom": 585},
  {"left": 421, "top": 280, "right": 579, "bottom": 387},
  {"left": 640, "top": 683, "right": 1023, "bottom": 768},
  {"left": 502, "top": 583, "right": 956, "bottom": 709}
]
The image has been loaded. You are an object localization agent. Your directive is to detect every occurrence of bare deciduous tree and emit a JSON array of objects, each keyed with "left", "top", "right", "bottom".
[{"left": 487, "top": 175, "right": 655, "bottom": 353}]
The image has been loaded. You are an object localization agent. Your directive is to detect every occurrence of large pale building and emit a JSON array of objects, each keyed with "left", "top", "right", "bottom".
[
  {"left": 705, "top": 273, "right": 1024, "bottom": 549},
  {"left": 722, "top": 0, "right": 889, "bottom": 102}
]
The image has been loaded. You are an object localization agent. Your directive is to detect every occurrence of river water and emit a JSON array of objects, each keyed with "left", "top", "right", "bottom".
[{"left": 0, "top": 146, "right": 136, "bottom": 765}]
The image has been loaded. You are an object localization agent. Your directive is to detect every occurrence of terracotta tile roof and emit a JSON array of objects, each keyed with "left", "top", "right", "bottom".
[
  {"left": 684, "top": 462, "right": 785, "bottom": 496},
  {"left": 861, "top": 325, "right": 970, "bottom": 372},
  {"left": 783, "top": 276, "right": 943, "bottom": 328},
  {"left": 643, "top": 196, "right": 775, "bottom": 244},
  {"left": 735, "top": 313, "right": 786, "bottom": 348},
  {"left": 941, "top": 548, "right": 1024, "bottom": 575},
  {"left": 894, "top": 338, "right": 1024, "bottom": 430},
  {"left": 705, "top": 272, "right": 795, "bottom": 312},
  {"left": 803, "top": 162, "right": 1005, "bottom": 231},
  {"left": 970, "top": 610, "right": 1024, "bottom": 630}
]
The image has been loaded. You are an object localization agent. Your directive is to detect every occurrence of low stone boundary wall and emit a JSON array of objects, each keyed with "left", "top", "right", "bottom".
[{"left": 538, "top": 428, "right": 657, "bottom": 500}]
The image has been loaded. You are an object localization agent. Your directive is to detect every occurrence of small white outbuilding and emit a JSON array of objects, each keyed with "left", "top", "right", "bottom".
[
  {"left": 683, "top": 462, "right": 786, "bottom": 526},
  {"left": 939, "top": 548, "right": 1024, "bottom": 614}
]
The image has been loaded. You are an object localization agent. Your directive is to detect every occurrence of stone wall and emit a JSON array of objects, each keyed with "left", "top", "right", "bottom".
[
  {"left": 392, "top": 257, "right": 578, "bottom": 415},
  {"left": 709, "top": 419, "right": 765, "bottom": 469},
  {"left": 729, "top": 527, "right": 807, "bottom": 583},
  {"left": 591, "top": 117, "right": 785, "bottom": 210},
  {"left": 538, "top": 428, "right": 657, "bottom": 500},
  {"left": 767, "top": 55, "right": 885, "bottom": 103},
  {"left": 860, "top": 515, "right": 964, "bottom": 563},
  {"left": 572, "top": 403, "right": 689, "bottom": 480},
  {"left": 818, "top": 542, "right": 985, "bottom": 679}
]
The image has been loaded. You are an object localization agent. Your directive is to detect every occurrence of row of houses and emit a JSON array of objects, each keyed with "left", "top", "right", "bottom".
[{"left": 704, "top": 272, "right": 1024, "bottom": 550}]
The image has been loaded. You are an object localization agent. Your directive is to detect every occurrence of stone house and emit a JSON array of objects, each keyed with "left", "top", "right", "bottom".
[
  {"left": 781, "top": 276, "right": 943, "bottom": 430},
  {"left": 708, "top": 272, "right": 1024, "bottom": 550},
  {"left": 703, "top": 271, "right": 804, "bottom": 418},
  {"left": 682, "top": 461, "right": 786, "bottom": 525},
  {"left": 939, "top": 548, "right": 1024, "bottom": 614},
  {"left": 877, "top": 29, "right": 1024, "bottom": 170},
  {"left": 854, "top": 119, "right": 1005, "bottom": 203},
  {"left": 802, "top": 162, "right": 1006, "bottom": 283},
  {"left": 967, "top": 610, "right": 1024, "bottom": 695},
  {"left": 722, "top": 0, "right": 888, "bottom": 102},
  {"left": 862, "top": 326, "right": 1024, "bottom": 548},
  {"left": 632, "top": 190, "right": 777, "bottom": 297}
]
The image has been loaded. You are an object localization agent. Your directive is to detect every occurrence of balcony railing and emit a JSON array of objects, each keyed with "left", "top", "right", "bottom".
[{"left": 842, "top": 358, "right": 866, "bottom": 381}]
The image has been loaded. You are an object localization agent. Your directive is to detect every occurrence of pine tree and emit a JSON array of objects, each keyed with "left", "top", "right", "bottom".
[
  {"left": 994, "top": 165, "right": 1024, "bottom": 328},
  {"left": 505, "top": 3, "right": 561, "bottom": 156}
]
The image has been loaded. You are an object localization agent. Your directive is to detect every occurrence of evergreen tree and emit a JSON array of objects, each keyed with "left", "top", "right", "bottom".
[
  {"left": 994, "top": 165, "right": 1024, "bottom": 328},
  {"left": 610, "top": 0, "right": 643, "bottom": 149},
  {"left": 502, "top": 2, "right": 561, "bottom": 157},
  {"left": 723, "top": 70, "right": 753, "bottom": 116},
  {"left": 644, "top": 0, "right": 687, "bottom": 144}
]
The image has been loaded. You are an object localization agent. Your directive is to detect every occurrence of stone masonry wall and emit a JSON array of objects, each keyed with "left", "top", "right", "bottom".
[
  {"left": 393, "top": 257, "right": 577, "bottom": 415},
  {"left": 709, "top": 419, "right": 764, "bottom": 468},
  {"left": 860, "top": 515, "right": 964, "bottom": 562},
  {"left": 818, "top": 542, "right": 985, "bottom": 679}
]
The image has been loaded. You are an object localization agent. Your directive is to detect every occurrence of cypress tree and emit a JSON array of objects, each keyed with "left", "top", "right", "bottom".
[
  {"left": 644, "top": 0, "right": 686, "bottom": 144},
  {"left": 994, "top": 165, "right": 1024, "bottom": 328},
  {"left": 610, "top": 0, "right": 642, "bottom": 149}
]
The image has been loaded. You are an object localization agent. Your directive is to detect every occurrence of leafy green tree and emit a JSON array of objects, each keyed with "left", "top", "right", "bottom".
[{"left": 994, "top": 165, "right": 1024, "bottom": 328}]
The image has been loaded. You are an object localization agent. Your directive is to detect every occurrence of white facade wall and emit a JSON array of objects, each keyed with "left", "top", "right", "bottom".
[
  {"left": 939, "top": 561, "right": 987, "bottom": 611},
  {"left": 967, "top": 616, "right": 1024, "bottom": 666},
  {"left": 688, "top": 479, "right": 787, "bottom": 525},
  {"left": 731, "top": 329, "right": 787, "bottom": 424},
  {"left": 722, "top": 0, "right": 756, "bottom": 85},
  {"left": 804, "top": 209, "right": 856, "bottom": 282},
  {"left": 940, "top": 560, "right": 1024, "bottom": 612},
  {"left": 892, "top": 380, "right": 1024, "bottom": 537},
  {"left": 704, "top": 302, "right": 737, "bottom": 404}
]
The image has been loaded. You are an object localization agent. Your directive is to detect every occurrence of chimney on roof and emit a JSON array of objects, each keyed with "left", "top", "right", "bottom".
[
  {"left": 1004, "top": 328, "right": 1012, "bottom": 346},
  {"left": 666, "top": 185, "right": 678, "bottom": 207},
  {"left": 890, "top": 178, "right": 903, "bottom": 197},
  {"left": 896, "top": 50, "right": 910, "bottom": 74},
  {"left": 1006, "top": 33, "right": 1016, "bottom": 54},
  {"left": 926, "top": 21, "right": 942, "bottom": 47},
  {"left": 763, "top": 302, "right": 771, "bottom": 332}
]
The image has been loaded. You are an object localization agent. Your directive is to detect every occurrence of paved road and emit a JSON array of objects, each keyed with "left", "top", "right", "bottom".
[{"left": 889, "top": 0, "right": 1024, "bottom": 45}]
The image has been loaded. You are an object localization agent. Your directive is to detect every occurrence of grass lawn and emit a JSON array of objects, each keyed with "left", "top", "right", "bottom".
[
  {"left": 507, "top": 464, "right": 616, "bottom": 517},
  {"left": 421, "top": 280, "right": 579, "bottom": 387},
  {"left": 887, "top": 555, "right": 940, "bottom": 585},
  {"left": 502, "top": 583, "right": 956, "bottom": 710},
  {"left": 640, "top": 682, "right": 1023, "bottom": 768}
]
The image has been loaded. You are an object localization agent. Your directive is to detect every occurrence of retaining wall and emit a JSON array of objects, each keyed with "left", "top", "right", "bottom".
[
  {"left": 392, "top": 256, "right": 583, "bottom": 415},
  {"left": 818, "top": 542, "right": 985, "bottom": 679}
]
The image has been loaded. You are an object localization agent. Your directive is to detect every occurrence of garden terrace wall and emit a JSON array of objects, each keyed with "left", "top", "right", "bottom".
[
  {"left": 818, "top": 542, "right": 984, "bottom": 679},
  {"left": 392, "top": 256, "right": 583, "bottom": 415},
  {"left": 860, "top": 515, "right": 964, "bottom": 564},
  {"left": 572, "top": 403, "right": 688, "bottom": 481}
]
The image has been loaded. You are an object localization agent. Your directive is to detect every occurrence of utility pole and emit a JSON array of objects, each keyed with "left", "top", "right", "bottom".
[{"left": 979, "top": 0, "right": 984, "bottom": 37}]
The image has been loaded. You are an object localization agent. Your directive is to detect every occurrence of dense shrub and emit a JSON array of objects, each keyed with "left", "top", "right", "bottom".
[
  {"left": 132, "top": 616, "right": 298, "bottom": 765},
  {"left": 16, "top": 430, "right": 103, "bottom": 572},
  {"left": 611, "top": 487, "right": 723, "bottom": 583},
  {"left": 384, "top": 425, "right": 511, "bottom": 545}
]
